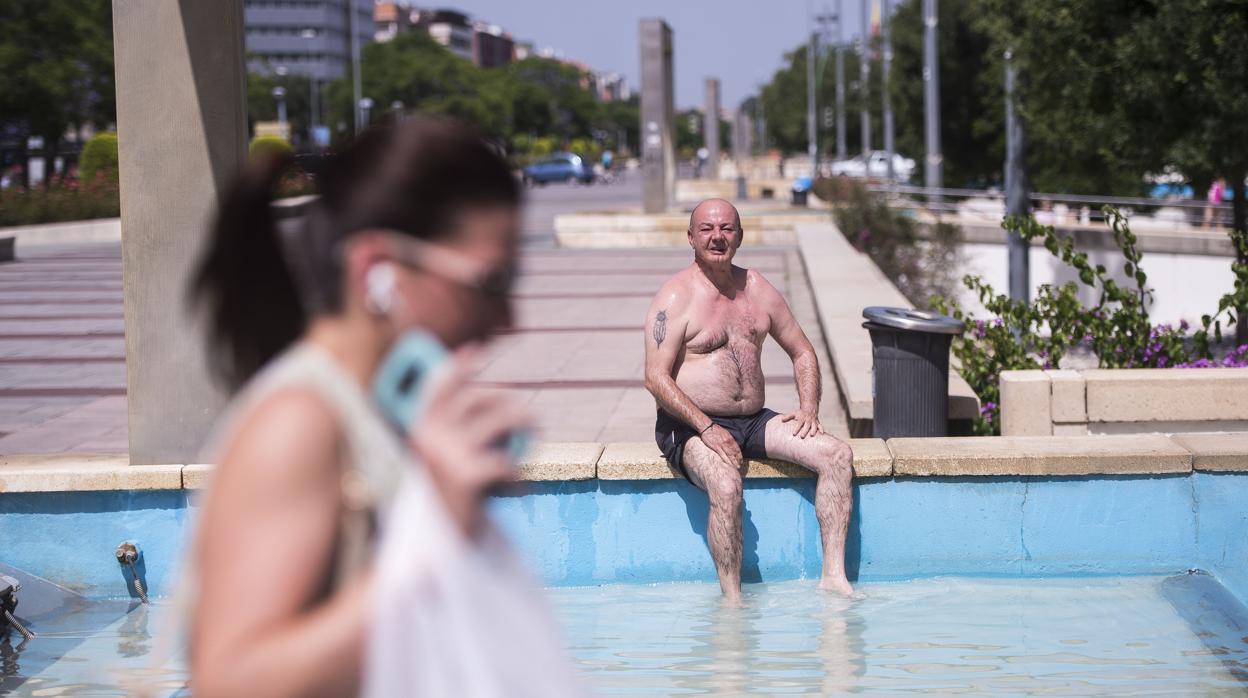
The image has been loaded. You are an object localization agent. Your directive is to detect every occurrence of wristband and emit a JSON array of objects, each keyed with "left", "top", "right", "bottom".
[{"left": 699, "top": 422, "right": 715, "bottom": 435}]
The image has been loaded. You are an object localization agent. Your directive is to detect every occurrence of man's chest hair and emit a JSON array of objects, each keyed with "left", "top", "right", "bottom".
[{"left": 684, "top": 296, "right": 770, "bottom": 354}]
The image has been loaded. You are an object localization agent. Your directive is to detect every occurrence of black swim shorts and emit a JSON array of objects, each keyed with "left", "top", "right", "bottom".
[{"left": 654, "top": 407, "right": 780, "bottom": 480}]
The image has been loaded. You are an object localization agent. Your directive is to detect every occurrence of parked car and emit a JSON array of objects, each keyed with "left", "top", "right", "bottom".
[
  {"left": 522, "top": 152, "right": 594, "bottom": 186},
  {"left": 828, "top": 150, "right": 916, "bottom": 182}
]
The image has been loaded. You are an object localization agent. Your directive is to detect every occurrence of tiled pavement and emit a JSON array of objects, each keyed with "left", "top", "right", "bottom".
[
  {"left": 0, "top": 243, "right": 128, "bottom": 453},
  {"left": 0, "top": 242, "right": 848, "bottom": 455}
]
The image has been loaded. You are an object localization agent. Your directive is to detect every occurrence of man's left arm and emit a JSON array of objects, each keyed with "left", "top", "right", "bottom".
[{"left": 761, "top": 276, "right": 823, "bottom": 438}]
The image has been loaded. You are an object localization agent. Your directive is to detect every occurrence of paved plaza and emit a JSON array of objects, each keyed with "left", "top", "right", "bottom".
[{"left": 0, "top": 181, "right": 848, "bottom": 456}]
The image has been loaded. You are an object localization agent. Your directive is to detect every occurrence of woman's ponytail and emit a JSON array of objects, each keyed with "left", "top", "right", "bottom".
[{"left": 190, "top": 153, "right": 306, "bottom": 391}]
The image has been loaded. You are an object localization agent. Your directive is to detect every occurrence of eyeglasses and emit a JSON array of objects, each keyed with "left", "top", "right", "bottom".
[{"left": 381, "top": 231, "right": 516, "bottom": 299}]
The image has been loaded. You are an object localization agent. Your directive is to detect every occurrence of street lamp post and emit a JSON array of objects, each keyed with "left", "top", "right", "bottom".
[
  {"left": 860, "top": 0, "right": 871, "bottom": 159},
  {"left": 391, "top": 100, "right": 404, "bottom": 123},
  {"left": 835, "top": 0, "right": 846, "bottom": 161},
  {"left": 922, "top": 0, "right": 943, "bottom": 203},
  {"left": 881, "top": 0, "right": 895, "bottom": 180},
  {"left": 359, "top": 97, "right": 374, "bottom": 129},
  {"left": 300, "top": 28, "right": 319, "bottom": 149},
  {"left": 807, "top": 30, "right": 818, "bottom": 172},
  {"left": 272, "top": 85, "right": 288, "bottom": 137},
  {"left": 1004, "top": 49, "right": 1030, "bottom": 303},
  {"left": 348, "top": 0, "right": 363, "bottom": 134}
]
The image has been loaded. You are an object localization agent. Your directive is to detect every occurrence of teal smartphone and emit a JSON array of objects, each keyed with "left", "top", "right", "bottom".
[{"left": 372, "top": 330, "right": 530, "bottom": 461}]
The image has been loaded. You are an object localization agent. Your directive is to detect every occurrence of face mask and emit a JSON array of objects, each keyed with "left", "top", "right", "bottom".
[{"left": 372, "top": 329, "right": 529, "bottom": 461}]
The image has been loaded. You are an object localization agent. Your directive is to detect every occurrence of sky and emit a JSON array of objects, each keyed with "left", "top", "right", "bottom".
[{"left": 450, "top": 0, "right": 876, "bottom": 109}]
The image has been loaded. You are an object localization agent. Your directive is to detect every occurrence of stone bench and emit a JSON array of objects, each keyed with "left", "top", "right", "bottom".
[{"left": 3, "top": 432, "right": 1244, "bottom": 493}]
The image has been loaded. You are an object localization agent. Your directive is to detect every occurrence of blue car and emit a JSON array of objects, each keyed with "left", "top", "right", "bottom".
[{"left": 523, "top": 152, "right": 594, "bottom": 186}]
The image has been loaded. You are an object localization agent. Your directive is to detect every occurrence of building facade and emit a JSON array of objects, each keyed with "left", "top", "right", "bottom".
[
  {"left": 244, "top": 0, "right": 374, "bottom": 80},
  {"left": 374, "top": 4, "right": 518, "bottom": 68},
  {"left": 472, "top": 22, "right": 514, "bottom": 68}
]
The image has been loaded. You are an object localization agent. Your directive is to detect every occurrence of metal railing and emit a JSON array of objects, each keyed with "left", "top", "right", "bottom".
[{"left": 866, "top": 182, "right": 1238, "bottom": 230}]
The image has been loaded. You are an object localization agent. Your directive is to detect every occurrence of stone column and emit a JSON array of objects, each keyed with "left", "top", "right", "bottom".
[
  {"left": 734, "top": 108, "right": 754, "bottom": 162},
  {"left": 703, "top": 78, "right": 721, "bottom": 181},
  {"left": 639, "top": 19, "right": 675, "bottom": 214},
  {"left": 113, "top": 0, "right": 248, "bottom": 463}
]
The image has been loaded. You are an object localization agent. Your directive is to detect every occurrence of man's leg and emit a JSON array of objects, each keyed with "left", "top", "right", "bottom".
[
  {"left": 763, "top": 420, "right": 855, "bottom": 595},
  {"left": 681, "top": 437, "right": 746, "bottom": 603}
]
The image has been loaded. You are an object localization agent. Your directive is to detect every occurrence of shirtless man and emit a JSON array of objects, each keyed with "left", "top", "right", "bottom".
[{"left": 644, "top": 198, "right": 854, "bottom": 603}]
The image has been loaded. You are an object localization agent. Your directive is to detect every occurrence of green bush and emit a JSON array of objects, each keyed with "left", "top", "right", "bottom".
[
  {"left": 0, "top": 181, "right": 120, "bottom": 227},
  {"left": 933, "top": 208, "right": 1248, "bottom": 434},
  {"left": 567, "top": 137, "right": 599, "bottom": 163},
  {"left": 249, "top": 135, "right": 294, "bottom": 159},
  {"left": 78, "top": 132, "right": 119, "bottom": 188},
  {"left": 830, "top": 179, "right": 963, "bottom": 309},
  {"left": 811, "top": 176, "right": 859, "bottom": 204}
]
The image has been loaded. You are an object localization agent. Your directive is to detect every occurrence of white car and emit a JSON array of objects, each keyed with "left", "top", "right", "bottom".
[{"left": 828, "top": 151, "right": 916, "bottom": 181}]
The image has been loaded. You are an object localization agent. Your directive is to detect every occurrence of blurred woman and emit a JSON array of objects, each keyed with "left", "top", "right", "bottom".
[{"left": 185, "top": 117, "right": 579, "bottom": 697}]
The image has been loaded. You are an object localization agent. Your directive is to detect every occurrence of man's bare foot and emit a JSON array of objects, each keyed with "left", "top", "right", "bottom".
[
  {"left": 720, "top": 591, "right": 745, "bottom": 608},
  {"left": 817, "top": 577, "right": 855, "bottom": 597}
]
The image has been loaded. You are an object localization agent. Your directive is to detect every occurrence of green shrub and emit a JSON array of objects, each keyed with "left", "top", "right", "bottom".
[
  {"left": 811, "top": 176, "right": 858, "bottom": 203},
  {"left": 830, "top": 179, "right": 963, "bottom": 308},
  {"left": 933, "top": 207, "right": 1248, "bottom": 434},
  {"left": 78, "top": 132, "right": 119, "bottom": 188},
  {"left": 249, "top": 135, "right": 294, "bottom": 159},
  {"left": 0, "top": 180, "right": 120, "bottom": 226},
  {"left": 531, "top": 136, "right": 556, "bottom": 158},
  {"left": 567, "top": 137, "right": 599, "bottom": 163}
]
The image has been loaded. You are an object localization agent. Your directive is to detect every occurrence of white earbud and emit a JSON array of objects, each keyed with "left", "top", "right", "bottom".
[{"left": 364, "top": 263, "right": 397, "bottom": 315}]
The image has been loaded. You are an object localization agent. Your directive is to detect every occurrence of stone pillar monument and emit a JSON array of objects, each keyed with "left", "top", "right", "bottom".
[
  {"left": 112, "top": 0, "right": 248, "bottom": 463},
  {"left": 639, "top": 19, "right": 675, "bottom": 214},
  {"left": 703, "top": 78, "right": 721, "bottom": 180},
  {"left": 734, "top": 108, "right": 754, "bottom": 163}
]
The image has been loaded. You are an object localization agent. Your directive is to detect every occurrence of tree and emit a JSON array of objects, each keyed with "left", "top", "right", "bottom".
[
  {"left": 891, "top": 0, "right": 1002, "bottom": 188},
  {"left": 760, "top": 39, "right": 877, "bottom": 160},
  {"left": 0, "top": 0, "right": 115, "bottom": 187},
  {"left": 972, "top": 0, "right": 1156, "bottom": 195},
  {"left": 597, "top": 96, "right": 639, "bottom": 155},
  {"left": 247, "top": 69, "right": 313, "bottom": 150},
  {"left": 975, "top": 0, "right": 1248, "bottom": 338},
  {"left": 504, "top": 57, "right": 598, "bottom": 141},
  {"left": 324, "top": 33, "right": 507, "bottom": 144}
]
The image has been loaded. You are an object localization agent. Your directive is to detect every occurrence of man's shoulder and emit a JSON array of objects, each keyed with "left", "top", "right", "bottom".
[
  {"left": 742, "top": 266, "right": 781, "bottom": 295},
  {"left": 651, "top": 266, "right": 698, "bottom": 305}
]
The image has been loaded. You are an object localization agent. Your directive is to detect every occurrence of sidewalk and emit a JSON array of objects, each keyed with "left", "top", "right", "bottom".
[{"left": 0, "top": 242, "right": 849, "bottom": 455}]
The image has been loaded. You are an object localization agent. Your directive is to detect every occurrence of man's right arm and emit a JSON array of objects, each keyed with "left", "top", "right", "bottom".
[{"left": 643, "top": 289, "right": 742, "bottom": 466}]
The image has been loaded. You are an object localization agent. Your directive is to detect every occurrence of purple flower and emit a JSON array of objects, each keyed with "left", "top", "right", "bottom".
[
  {"left": 993, "top": 318, "right": 1004, "bottom": 327},
  {"left": 1157, "top": 356, "right": 1167, "bottom": 367},
  {"left": 980, "top": 401, "right": 997, "bottom": 417}
]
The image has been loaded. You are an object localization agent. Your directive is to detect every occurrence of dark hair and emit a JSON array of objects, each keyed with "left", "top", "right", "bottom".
[{"left": 191, "top": 116, "right": 521, "bottom": 390}]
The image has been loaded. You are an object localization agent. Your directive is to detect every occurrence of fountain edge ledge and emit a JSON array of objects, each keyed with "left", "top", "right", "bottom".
[{"left": 1, "top": 432, "right": 1245, "bottom": 492}]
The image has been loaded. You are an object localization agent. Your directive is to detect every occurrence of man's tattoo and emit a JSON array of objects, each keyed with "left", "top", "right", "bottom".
[{"left": 653, "top": 310, "right": 668, "bottom": 347}]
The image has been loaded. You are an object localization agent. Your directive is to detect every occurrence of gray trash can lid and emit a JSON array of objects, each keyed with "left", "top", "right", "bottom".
[{"left": 862, "top": 306, "right": 965, "bottom": 335}]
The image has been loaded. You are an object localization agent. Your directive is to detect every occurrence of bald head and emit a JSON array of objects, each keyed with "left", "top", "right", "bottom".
[
  {"left": 689, "top": 198, "right": 742, "bottom": 232},
  {"left": 687, "top": 198, "right": 743, "bottom": 265}
]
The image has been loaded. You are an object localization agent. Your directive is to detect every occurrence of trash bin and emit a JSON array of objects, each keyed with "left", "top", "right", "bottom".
[
  {"left": 791, "top": 176, "right": 812, "bottom": 206},
  {"left": 862, "top": 306, "right": 965, "bottom": 438}
]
